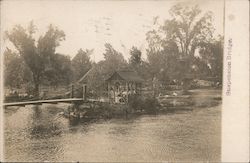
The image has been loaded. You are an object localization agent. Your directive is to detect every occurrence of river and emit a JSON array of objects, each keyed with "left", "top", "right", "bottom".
[{"left": 4, "top": 89, "right": 221, "bottom": 162}]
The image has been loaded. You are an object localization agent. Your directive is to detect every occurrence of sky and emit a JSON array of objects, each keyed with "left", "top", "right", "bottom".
[{"left": 1, "top": 0, "right": 224, "bottom": 62}]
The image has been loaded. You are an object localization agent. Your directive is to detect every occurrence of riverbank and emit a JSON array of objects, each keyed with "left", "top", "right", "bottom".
[
  {"left": 65, "top": 88, "right": 222, "bottom": 122},
  {"left": 4, "top": 92, "right": 221, "bottom": 162}
]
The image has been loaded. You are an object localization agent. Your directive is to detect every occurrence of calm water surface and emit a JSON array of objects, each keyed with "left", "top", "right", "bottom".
[{"left": 4, "top": 90, "right": 221, "bottom": 162}]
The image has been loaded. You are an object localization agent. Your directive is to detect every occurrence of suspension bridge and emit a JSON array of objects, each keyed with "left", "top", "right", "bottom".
[{"left": 3, "top": 83, "right": 100, "bottom": 108}]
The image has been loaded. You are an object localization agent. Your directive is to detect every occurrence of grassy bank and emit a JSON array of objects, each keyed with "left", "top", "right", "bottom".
[{"left": 65, "top": 88, "right": 222, "bottom": 122}]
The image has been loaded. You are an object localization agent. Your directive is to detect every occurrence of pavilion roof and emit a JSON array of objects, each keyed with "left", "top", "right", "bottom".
[{"left": 106, "top": 70, "right": 144, "bottom": 83}]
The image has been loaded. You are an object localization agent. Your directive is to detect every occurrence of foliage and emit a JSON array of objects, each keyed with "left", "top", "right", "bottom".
[
  {"left": 43, "top": 53, "right": 72, "bottom": 86},
  {"left": 80, "top": 62, "right": 107, "bottom": 94},
  {"left": 146, "top": 3, "right": 221, "bottom": 84},
  {"left": 5, "top": 22, "right": 66, "bottom": 97},
  {"left": 4, "top": 48, "right": 32, "bottom": 88},
  {"left": 128, "top": 95, "right": 144, "bottom": 111},
  {"left": 146, "top": 28, "right": 181, "bottom": 81},
  {"left": 198, "top": 36, "right": 223, "bottom": 81},
  {"left": 102, "top": 43, "right": 127, "bottom": 73},
  {"left": 128, "top": 47, "right": 150, "bottom": 80},
  {"left": 4, "top": 3, "right": 223, "bottom": 99},
  {"left": 82, "top": 43, "right": 128, "bottom": 93},
  {"left": 71, "top": 48, "right": 93, "bottom": 81},
  {"left": 128, "top": 95, "right": 159, "bottom": 113},
  {"left": 143, "top": 97, "right": 159, "bottom": 113},
  {"left": 129, "top": 46, "right": 142, "bottom": 67},
  {"left": 162, "top": 4, "right": 214, "bottom": 57}
]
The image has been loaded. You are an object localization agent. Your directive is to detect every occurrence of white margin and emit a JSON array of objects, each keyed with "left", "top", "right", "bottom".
[
  {"left": 0, "top": 0, "right": 4, "bottom": 161},
  {"left": 221, "top": 0, "right": 249, "bottom": 162}
]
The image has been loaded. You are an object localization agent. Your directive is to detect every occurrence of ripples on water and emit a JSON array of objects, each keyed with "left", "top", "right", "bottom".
[{"left": 4, "top": 90, "right": 221, "bottom": 162}]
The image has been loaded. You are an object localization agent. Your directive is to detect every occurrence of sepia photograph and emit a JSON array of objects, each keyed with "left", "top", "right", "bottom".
[{"left": 0, "top": 0, "right": 229, "bottom": 162}]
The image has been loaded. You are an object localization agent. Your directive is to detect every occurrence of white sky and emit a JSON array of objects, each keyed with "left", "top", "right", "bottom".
[{"left": 1, "top": 0, "right": 224, "bottom": 62}]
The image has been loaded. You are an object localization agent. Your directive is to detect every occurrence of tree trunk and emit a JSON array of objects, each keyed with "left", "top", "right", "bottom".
[
  {"left": 33, "top": 73, "right": 41, "bottom": 99},
  {"left": 152, "top": 76, "right": 158, "bottom": 98},
  {"left": 34, "top": 82, "right": 40, "bottom": 99}
]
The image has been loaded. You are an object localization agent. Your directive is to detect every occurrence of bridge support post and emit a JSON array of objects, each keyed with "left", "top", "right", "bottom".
[
  {"left": 83, "top": 84, "right": 87, "bottom": 101},
  {"left": 71, "top": 84, "right": 74, "bottom": 98},
  {"left": 107, "top": 82, "right": 110, "bottom": 103}
]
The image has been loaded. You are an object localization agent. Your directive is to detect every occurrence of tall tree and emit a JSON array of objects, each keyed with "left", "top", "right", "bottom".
[
  {"left": 146, "top": 33, "right": 179, "bottom": 81},
  {"left": 162, "top": 4, "right": 214, "bottom": 58},
  {"left": 198, "top": 36, "right": 223, "bottom": 81},
  {"left": 5, "top": 22, "right": 65, "bottom": 97},
  {"left": 43, "top": 53, "right": 72, "bottom": 86},
  {"left": 79, "top": 44, "right": 127, "bottom": 93},
  {"left": 4, "top": 48, "right": 32, "bottom": 88},
  {"left": 71, "top": 48, "right": 92, "bottom": 81},
  {"left": 128, "top": 47, "right": 150, "bottom": 80},
  {"left": 146, "top": 3, "right": 215, "bottom": 81},
  {"left": 129, "top": 46, "right": 142, "bottom": 67},
  {"left": 102, "top": 43, "right": 127, "bottom": 74}
]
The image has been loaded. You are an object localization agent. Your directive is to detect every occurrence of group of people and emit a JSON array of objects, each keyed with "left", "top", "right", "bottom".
[{"left": 109, "top": 87, "right": 137, "bottom": 103}]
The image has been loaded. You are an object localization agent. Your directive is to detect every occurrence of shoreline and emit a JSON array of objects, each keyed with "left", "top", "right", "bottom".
[{"left": 65, "top": 88, "right": 222, "bottom": 123}]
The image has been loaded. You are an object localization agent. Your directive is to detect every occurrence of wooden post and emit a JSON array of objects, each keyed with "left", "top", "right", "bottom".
[
  {"left": 140, "top": 83, "right": 142, "bottom": 95},
  {"left": 82, "top": 84, "right": 87, "bottom": 101},
  {"left": 71, "top": 84, "right": 74, "bottom": 98},
  {"left": 107, "top": 82, "right": 110, "bottom": 103},
  {"left": 126, "top": 82, "right": 129, "bottom": 104},
  {"left": 114, "top": 87, "right": 116, "bottom": 104}
]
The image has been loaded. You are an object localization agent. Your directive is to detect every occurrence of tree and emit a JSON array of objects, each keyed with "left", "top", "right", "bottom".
[
  {"left": 146, "top": 3, "right": 215, "bottom": 82},
  {"left": 209, "top": 37, "right": 223, "bottom": 81},
  {"left": 43, "top": 53, "right": 72, "bottom": 86},
  {"left": 129, "top": 46, "right": 142, "bottom": 66},
  {"left": 4, "top": 48, "right": 32, "bottom": 88},
  {"left": 127, "top": 47, "right": 150, "bottom": 80},
  {"left": 161, "top": 4, "right": 214, "bottom": 76},
  {"left": 198, "top": 36, "right": 223, "bottom": 81},
  {"left": 71, "top": 48, "right": 92, "bottom": 81},
  {"left": 79, "top": 44, "right": 127, "bottom": 94},
  {"left": 162, "top": 4, "right": 214, "bottom": 57},
  {"left": 146, "top": 35, "right": 179, "bottom": 82},
  {"left": 5, "top": 22, "right": 65, "bottom": 97},
  {"left": 102, "top": 43, "right": 127, "bottom": 74}
]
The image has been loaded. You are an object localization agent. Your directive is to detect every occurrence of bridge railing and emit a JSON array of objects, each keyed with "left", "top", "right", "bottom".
[
  {"left": 5, "top": 82, "right": 98, "bottom": 105},
  {"left": 38, "top": 83, "right": 87, "bottom": 100},
  {"left": 39, "top": 85, "right": 69, "bottom": 99}
]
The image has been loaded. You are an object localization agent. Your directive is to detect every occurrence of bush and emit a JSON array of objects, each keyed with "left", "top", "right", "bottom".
[
  {"left": 128, "top": 95, "right": 159, "bottom": 113},
  {"left": 128, "top": 95, "right": 143, "bottom": 111},
  {"left": 142, "top": 97, "right": 159, "bottom": 113}
]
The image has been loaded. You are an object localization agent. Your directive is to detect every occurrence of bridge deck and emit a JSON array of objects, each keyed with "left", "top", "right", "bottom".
[{"left": 3, "top": 98, "right": 85, "bottom": 107}]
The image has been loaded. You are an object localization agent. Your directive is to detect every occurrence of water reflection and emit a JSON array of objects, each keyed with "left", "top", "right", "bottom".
[
  {"left": 4, "top": 90, "right": 221, "bottom": 162},
  {"left": 28, "top": 105, "right": 62, "bottom": 139}
]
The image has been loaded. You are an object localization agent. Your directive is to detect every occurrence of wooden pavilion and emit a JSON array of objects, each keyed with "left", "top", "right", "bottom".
[{"left": 105, "top": 70, "right": 144, "bottom": 104}]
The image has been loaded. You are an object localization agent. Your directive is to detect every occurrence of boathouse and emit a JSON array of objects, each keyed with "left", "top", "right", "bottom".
[{"left": 105, "top": 70, "right": 144, "bottom": 104}]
